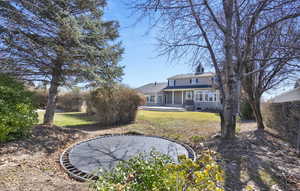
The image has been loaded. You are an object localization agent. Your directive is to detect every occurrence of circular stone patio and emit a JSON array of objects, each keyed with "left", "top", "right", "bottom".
[{"left": 60, "top": 134, "right": 195, "bottom": 181}]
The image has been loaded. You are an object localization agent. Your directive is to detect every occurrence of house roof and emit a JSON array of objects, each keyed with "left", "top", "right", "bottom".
[
  {"left": 164, "top": 85, "right": 213, "bottom": 90},
  {"left": 167, "top": 72, "right": 215, "bottom": 80},
  {"left": 135, "top": 82, "right": 167, "bottom": 94},
  {"left": 271, "top": 87, "right": 300, "bottom": 103}
]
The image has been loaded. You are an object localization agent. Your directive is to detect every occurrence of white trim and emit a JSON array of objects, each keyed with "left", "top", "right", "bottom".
[
  {"left": 172, "top": 91, "right": 175, "bottom": 104},
  {"left": 163, "top": 88, "right": 212, "bottom": 92}
]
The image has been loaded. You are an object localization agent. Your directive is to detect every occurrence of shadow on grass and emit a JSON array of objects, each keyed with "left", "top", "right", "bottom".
[
  {"left": 64, "top": 123, "right": 117, "bottom": 132},
  {"left": 61, "top": 113, "right": 133, "bottom": 132},
  {"left": 56, "top": 112, "right": 96, "bottom": 122},
  {"left": 205, "top": 130, "right": 299, "bottom": 191}
]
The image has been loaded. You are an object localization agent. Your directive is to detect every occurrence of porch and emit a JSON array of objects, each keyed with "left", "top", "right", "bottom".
[{"left": 163, "top": 89, "right": 222, "bottom": 111}]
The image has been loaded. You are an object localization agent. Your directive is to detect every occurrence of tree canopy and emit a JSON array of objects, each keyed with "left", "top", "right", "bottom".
[
  {"left": 0, "top": 0, "right": 124, "bottom": 124},
  {"left": 0, "top": 0, "right": 123, "bottom": 85}
]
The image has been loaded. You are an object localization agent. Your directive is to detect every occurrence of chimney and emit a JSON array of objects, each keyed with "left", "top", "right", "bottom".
[{"left": 195, "top": 62, "right": 204, "bottom": 75}]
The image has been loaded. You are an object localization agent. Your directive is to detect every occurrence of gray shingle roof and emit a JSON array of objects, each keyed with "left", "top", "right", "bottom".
[
  {"left": 135, "top": 82, "right": 167, "bottom": 94},
  {"left": 271, "top": 87, "right": 300, "bottom": 103},
  {"left": 167, "top": 72, "right": 215, "bottom": 80},
  {"left": 164, "top": 85, "right": 212, "bottom": 90}
]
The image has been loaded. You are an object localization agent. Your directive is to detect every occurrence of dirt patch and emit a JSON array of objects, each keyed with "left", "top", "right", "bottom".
[
  {"left": 0, "top": 125, "right": 90, "bottom": 191},
  {"left": 0, "top": 124, "right": 129, "bottom": 191},
  {"left": 198, "top": 129, "right": 300, "bottom": 191}
]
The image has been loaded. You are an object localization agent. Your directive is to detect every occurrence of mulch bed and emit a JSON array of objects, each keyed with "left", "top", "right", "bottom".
[{"left": 1, "top": 125, "right": 299, "bottom": 191}]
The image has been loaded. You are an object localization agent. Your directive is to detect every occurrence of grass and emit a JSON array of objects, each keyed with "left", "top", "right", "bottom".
[
  {"left": 38, "top": 110, "right": 221, "bottom": 144},
  {"left": 137, "top": 110, "right": 219, "bottom": 122},
  {"left": 38, "top": 111, "right": 96, "bottom": 127}
]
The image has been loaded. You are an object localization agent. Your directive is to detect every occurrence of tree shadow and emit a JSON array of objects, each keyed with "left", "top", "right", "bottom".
[
  {"left": 56, "top": 112, "right": 97, "bottom": 122},
  {"left": 64, "top": 123, "right": 118, "bottom": 132},
  {"left": 204, "top": 129, "right": 300, "bottom": 191}
]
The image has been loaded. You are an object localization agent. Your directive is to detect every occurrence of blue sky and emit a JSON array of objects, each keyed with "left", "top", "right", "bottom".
[
  {"left": 103, "top": 1, "right": 295, "bottom": 99},
  {"left": 104, "top": 1, "right": 196, "bottom": 88}
]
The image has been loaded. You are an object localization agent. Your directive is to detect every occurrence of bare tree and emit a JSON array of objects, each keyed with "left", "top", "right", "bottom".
[
  {"left": 243, "top": 20, "right": 300, "bottom": 130},
  {"left": 129, "top": 0, "right": 300, "bottom": 139}
]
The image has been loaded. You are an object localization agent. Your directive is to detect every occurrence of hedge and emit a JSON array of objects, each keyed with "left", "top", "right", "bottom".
[{"left": 262, "top": 101, "right": 300, "bottom": 150}]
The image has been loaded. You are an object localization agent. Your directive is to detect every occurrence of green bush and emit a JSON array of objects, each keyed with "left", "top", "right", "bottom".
[
  {"left": 239, "top": 99, "right": 255, "bottom": 120},
  {"left": 88, "top": 85, "right": 145, "bottom": 126},
  {"left": 92, "top": 150, "right": 224, "bottom": 191},
  {"left": 0, "top": 74, "right": 38, "bottom": 142}
]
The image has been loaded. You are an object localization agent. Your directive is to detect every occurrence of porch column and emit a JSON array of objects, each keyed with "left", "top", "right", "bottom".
[
  {"left": 181, "top": 91, "right": 184, "bottom": 105},
  {"left": 172, "top": 91, "right": 174, "bottom": 105}
]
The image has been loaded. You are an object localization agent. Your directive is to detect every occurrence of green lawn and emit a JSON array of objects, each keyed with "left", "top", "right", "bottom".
[
  {"left": 38, "top": 111, "right": 96, "bottom": 127},
  {"left": 38, "top": 110, "right": 221, "bottom": 144}
]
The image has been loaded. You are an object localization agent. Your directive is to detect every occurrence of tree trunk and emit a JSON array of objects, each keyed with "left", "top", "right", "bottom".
[
  {"left": 220, "top": 0, "right": 238, "bottom": 140},
  {"left": 221, "top": 91, "right": 238, "bottom": 139},
  {"left": 249, "top": 97, "right": 265, "bottom": 130},
  {"left": 43, "top": 64, "right": 62, "bottom": 125}
]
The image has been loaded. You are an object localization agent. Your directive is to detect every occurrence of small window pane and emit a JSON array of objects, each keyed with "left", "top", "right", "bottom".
[
  {"left": 186, "top": 91, "right": 193, "bottom": 100},
  {"left": 205, "top": 94, "right": 208, "bottom": 101}
]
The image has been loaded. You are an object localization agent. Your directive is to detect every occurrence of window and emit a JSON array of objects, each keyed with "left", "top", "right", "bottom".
[
  {"left": 195, "top": 91, "right": 203, "bottom": 102},
  {"left": 205, "top": 94, "right": 209, "bottom": 101},
  {"left": 191, "top": 78, "right": 198, "bottom": 84},
  {"left": 150, "top": 96, "right": 155, "bottom": 103},
  {"left": 208, "top": 93, "right": 214, "bottom": 101},
  {"left": 147, "top": 95, "right": 155, "bottom": 103},
  {"left": 195, "top": 91, "right": 219, "bottom": 102},
  {"left": 185, "top": 91, "right": 193, "bottom": 100},
  {"left": 169, "top": 80, "right": 174, "bottom": 86}
]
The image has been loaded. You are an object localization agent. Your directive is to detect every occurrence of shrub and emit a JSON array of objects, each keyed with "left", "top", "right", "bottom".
[
  {"left": 32, "top": 89, "right": 48, "bottom": 109},
  {"left": 262, "top": 102, "right": 300, "bottom": 149},
  {"left": 88, "top": 85, "right": 145, "bottom": 126},
  {"left": 57, "top": 88, "right": 86, "bottom": 112},
  {"left": 0, "top": 74, "right": 38, "bottom": 142},
  {"left": 92, "top": 150, "right": 224, "bottom": 191},
  {"left": 239, "top": 99, "right": 255, "bottom": 120}
]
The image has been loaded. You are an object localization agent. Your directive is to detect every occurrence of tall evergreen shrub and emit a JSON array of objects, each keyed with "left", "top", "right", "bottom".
[{"left": 0, "top": 74, "right": 38, "bottom": 142}]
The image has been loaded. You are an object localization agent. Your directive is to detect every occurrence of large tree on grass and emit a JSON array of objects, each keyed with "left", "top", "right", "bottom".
[
  {"left": 130, "top": 0, "right": 300, "bottom": 139},
  {"left": 0, "top": 0, "right": 123, "bottom": 125},
  {"left": 243, "top": 20, "right": 300, "bottom": 130}
]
